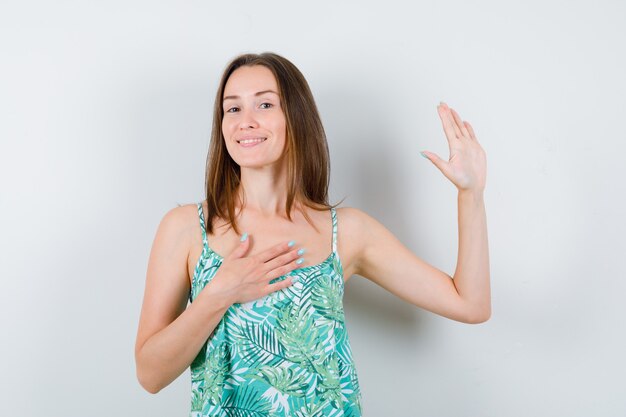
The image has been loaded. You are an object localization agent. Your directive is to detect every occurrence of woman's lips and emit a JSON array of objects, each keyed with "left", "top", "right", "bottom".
[{"left": 237, "top": 137, "right": 267, "bottom": 147}]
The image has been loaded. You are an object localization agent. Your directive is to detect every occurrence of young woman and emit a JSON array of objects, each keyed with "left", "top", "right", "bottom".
[{"left": 134, "top": 52, "right": 490, "bottom": 416}]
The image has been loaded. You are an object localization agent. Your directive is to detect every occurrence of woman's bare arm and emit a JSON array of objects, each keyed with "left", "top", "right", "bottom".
[
  {"left": 346, "top": 195, "right": 490, "bottom": 323},
  {"left": 134, "top": 206, "right": 230, "bottom": 393},
  {"left": 346, "top": 102, "right": 490, "bottom": 323}
]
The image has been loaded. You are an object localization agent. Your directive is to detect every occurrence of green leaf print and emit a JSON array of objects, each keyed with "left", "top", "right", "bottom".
[
  {"left": 190, "top": 343, "right": 207, "bottom": 381},
  {"left": 293, "top": 402, "right": 344, "bottom": 417},
  {"left": 275, "top": 303, "right": 325, "bottom": 374},
  {"left": 231, "top": 321, "right": 287, "bottom": 369},
  {"left": 280, "top": 280, "right": 308, "bottom": 307},
  {"left": 191, "top": 387, "right": 204, "bottom": 412},
  {"left": 221, "top": 383, "right": 273, "bottom": 417},
  {"left": 348, "top": 367, "right": 363, "bottom": 414},
  {"left": 252, "top": 366, "right": 308, "bottom": 397},
  {"left": 291, "top": 400, "right": 328, "bottom": 417},
  {"left": 316, "top": 354, "right": 343, "bottom": 409},
  {"left": 311, "top": 274, "right": 344, "bottom": 322},
  {"left": 203, "top": 342, "right": 229, "bottom": 405},
  {"left": 334, "top": 322, "right": 354, "bottom": 366}
]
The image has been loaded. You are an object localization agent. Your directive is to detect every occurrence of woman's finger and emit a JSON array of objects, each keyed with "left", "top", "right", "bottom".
[
  {"left": 255, "top": 240, "right": 297, "bottom": 263},
  {"left": 464, "top": 121, "right": 477, "bottom": 141},
  {"left": 264, "top": 257, "right": 306, "bottom": 282},
  {"left": 262, "top": 247, "right": 303, "bottom": 273},
  {"left": 438, "top": 103, "right": 460, "bottom": 142},
  {"left": 451, "top": 108, "right": 470, "bottom": 138},
  {"left": 420, "top": 151, "right": 449, "bottom": 177},
  {"left": 228, "top": 233, "right": 251, "bottom": 260},
  {"left": 441, "top": 103, "right": 463, "bottom": 138},
  {"left": 265, "top": 276, "right": 296, "bottom": 295}
]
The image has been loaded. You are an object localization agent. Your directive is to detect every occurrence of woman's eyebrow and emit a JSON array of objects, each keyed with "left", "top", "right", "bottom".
[{"left": 223, "top": 90, "right": 279, "bottom": 101}]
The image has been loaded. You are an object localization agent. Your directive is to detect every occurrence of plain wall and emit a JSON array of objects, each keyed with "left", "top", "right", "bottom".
[{"left": 1, "top": 0, "right": 625, "bottom": 416}]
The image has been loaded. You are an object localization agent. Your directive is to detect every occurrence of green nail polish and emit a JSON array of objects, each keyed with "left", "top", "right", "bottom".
[
  {"left": 297, "top": 248, "right": 306, "bottom": 256},
  {"left": 240, "top": 232, "right": 248, "bottom": 242},
  {"left": 296, "top": 258, "right": 304, "bottom": 265},
  {"left": 288, "top": 240, "right": 295, "bottom": 247},
  {"left": 420, "top": 152, "right": 428, "bottom": 159}
]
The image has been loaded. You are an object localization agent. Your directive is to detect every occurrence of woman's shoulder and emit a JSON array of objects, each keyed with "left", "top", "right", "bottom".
[
  {"left": 160, "top": 201, "right": 201, "bottom": 219},
  {"left": 147, "top": 203, "right": 204, "bottom": 274},
  {"left": 336, "top": 206, "right": 374, "bottom": 219},
  {"left": 335, "top": 206, "right": 378, "bottom": 232},
  {"left": 156, "top": 202, "right": 204, "bottom": 236}
]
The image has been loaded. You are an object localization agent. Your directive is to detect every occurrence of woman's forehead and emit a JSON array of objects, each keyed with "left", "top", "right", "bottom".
[{"left": 223, "top": 65, "right": 279, "bottom": 98}]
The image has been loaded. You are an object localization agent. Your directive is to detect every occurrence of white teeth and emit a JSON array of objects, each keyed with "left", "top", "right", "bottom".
[{"left": 238, "top": 138, "right": 266, "bottom": 144}]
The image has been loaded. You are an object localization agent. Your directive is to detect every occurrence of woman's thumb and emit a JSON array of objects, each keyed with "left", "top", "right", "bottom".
[{"left": 420, "top": 151, "right": 447, "bottom": 173}]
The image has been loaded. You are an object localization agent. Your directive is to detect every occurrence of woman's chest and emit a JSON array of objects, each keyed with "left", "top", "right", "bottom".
[{"left": 187, "top": 207, "right": 358, "bottom": 287}]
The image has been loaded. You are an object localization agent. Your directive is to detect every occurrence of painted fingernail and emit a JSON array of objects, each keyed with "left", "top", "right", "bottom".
[
  {"left": 240, "top": 232, "right": 248, "bottom": 242},
  {"left": 291, "top": 276, "right": 299, "bottom": 283},
  {"left": 297, "top": 248, "right": 306, "bottom": 256},
  {"left": 288, "top": 240, "right": 296, "bottom": 247},
  {"left": 420, "top": 152, "right": 428, "bottom": 159},
  {"left": 296, "top": 258, "right": 304, "bottom": 265}
]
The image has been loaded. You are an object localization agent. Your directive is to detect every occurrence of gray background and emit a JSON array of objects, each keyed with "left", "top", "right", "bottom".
[{"left": 2, "top": 0, "right": 625, "bottom": 416}]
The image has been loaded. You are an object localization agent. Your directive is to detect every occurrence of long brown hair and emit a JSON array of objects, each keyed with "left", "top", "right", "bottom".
[{"left": 204, "top": 52, "right": 335, "bottom": 235}]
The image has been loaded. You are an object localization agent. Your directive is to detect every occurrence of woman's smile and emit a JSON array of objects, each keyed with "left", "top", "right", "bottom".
[{"left": 237, "top": 136, "right": 267, "bottom": 147}]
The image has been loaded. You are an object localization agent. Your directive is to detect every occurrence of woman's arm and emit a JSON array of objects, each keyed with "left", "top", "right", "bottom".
[
  {"left": 347, "top": 103, "right": 490, "bottom": 323},
  {"left": 134, "top": 207, "right": 230, "bottom": 394},
  {"left": 453, "top": 189, "right": 490, "bottom": 322}
]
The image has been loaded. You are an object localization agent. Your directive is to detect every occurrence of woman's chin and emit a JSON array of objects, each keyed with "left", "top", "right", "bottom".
[
  {"left": 234, "top": 155, "right": 287, "bottom": 171},
  {"left": 236, "top": 160, "right": 283, "bottom": 171}
]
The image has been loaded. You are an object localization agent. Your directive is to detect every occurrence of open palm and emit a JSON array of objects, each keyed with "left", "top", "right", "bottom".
[{"left": 422, "top": 102, "right": 487, "bottom": 192}]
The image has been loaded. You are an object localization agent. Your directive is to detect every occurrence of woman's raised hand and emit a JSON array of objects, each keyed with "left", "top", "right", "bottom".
[
  {"left": 421, "top": 102, "right": 487, "bottom": 193},
  {"left": 209, "top": 236, "right": 304, "bottom": 306}
]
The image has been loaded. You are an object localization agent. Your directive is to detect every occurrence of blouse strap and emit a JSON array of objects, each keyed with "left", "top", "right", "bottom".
[
  {"left": 197, "top": 202, "right": 208, "bottom": 250},
  {"left": 331, "top": 208, "right": 338, "bottom": 254}
]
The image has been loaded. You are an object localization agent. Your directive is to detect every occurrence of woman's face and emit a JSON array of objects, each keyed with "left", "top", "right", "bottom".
[{"left": 221, "top": 65, "right": 287, "bottom": 170}]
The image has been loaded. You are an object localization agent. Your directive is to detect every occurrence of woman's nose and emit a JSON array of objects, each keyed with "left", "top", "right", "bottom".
[{"left": 238, "top": 109, "right": 259, "bottom": 129}]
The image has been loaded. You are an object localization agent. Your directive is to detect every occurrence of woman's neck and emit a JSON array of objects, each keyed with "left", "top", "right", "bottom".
[{"left": 237, "top": 163, "right": 291, "bottom": 217}]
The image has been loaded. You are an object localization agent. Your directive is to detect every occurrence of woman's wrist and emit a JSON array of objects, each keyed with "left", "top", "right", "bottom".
[
  {"left": 199, "top": 280, "right": 234, "bottom": 312},
  {"left": 458, "top": 188, "right": 485, "bottom": 202}
]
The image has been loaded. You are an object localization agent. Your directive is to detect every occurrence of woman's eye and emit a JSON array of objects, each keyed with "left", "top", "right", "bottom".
[
  {"left": 226, "top": 107, "right": 239, "bottom": 113},
  {"left": 259, "top": 103, "right": 273, "bottom": 109}
]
